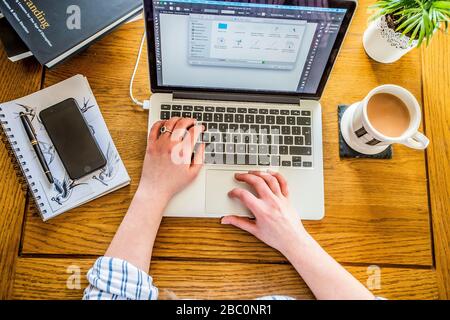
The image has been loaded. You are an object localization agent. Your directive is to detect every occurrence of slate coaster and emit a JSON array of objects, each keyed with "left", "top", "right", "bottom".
[{"left": 338, "top": 105, "right": 392, "bottom": 159}]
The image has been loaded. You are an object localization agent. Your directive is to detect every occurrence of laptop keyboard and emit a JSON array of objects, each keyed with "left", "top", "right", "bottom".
[{"left": 159, "top": 104, "right": 313, "bottom": 168}]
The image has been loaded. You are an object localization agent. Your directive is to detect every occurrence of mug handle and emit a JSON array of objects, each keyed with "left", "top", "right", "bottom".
[{"left": 402, "top": 132, "right": 430, "bottom": 150}]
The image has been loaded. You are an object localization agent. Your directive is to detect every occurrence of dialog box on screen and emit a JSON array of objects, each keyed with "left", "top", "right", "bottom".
[{"left": 188, "top": 14, "right": 307, "bottom": 70}]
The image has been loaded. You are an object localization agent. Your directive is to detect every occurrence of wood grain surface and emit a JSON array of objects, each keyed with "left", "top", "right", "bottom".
[
  {"left": 0, "top": 49, "right": 42, "bottom": 298},
  {"left": 1, "top": 0, "right": 449, "bottom": 300},
  {"left": 20, "top": 3, "right": 432, "bottom": 267},
  {"left": 12, "top": 257, "right": 438, "bottom": 300},
  {"left": 421, "top": 32, "right": 450, "bottom": 299}
]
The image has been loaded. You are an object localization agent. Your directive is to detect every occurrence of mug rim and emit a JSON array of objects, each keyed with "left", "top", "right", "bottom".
[{"left": 361, "top": 84, "right": 421, "bottom": 142}]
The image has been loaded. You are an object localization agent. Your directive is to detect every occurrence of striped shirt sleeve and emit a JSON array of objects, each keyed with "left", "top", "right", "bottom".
[{"left": 83, "top": 257, "right": 158, "bottom": 300}]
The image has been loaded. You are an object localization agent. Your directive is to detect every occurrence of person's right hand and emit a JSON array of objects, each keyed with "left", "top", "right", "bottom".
[
  {"left": 138, "top": 117, "right": 205, "bottom": 205},
  {"left": 221, "top": 171, "right": 309, "bottom": 257}
]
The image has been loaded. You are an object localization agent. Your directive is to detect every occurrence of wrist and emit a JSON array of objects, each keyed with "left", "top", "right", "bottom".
[
  {"left": 134, "top": 184, "right": 171, "bottom": 213},
  {"left": 136, "top": 181, "right": 172, "bottom": 204},
  {"left": 281, "top": 228, "right": 315, "bottom": 262}
]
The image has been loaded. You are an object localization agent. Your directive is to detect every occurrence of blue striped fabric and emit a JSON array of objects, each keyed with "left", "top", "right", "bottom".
[{"left": 83, "top": 257, "right": 159, "bottom": 300}]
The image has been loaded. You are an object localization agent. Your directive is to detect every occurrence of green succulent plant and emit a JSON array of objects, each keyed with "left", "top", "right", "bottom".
[{"left": 370, "top": 0, "right": 450, "bottom": 46}]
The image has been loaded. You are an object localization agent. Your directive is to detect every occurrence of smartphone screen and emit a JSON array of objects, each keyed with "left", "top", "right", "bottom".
[{"left": 40, "top": 98, "right": 106, "bottom": 180}]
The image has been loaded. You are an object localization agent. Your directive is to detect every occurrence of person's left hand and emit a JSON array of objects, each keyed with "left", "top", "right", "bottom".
[{"left": 138, "top": 117, "right": 205, "bottom": 203}]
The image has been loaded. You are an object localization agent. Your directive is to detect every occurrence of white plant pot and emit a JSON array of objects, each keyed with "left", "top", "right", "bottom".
[{"left": 363, "top": 16, "right": 418, "bottom": 63}]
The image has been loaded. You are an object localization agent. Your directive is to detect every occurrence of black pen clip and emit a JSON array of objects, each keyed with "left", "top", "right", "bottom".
[{"left": 20, "top": 112, "right": 36, "bottom": 136}]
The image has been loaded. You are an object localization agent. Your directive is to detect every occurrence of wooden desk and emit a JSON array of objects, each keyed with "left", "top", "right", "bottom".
[{"left": 1, "top": 1, "right": 449, "bottom": 300}]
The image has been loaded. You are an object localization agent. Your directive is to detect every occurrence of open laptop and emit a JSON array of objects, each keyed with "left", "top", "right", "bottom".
[{"left": 144, "top": 0, "right": 356, "bottom": 220}]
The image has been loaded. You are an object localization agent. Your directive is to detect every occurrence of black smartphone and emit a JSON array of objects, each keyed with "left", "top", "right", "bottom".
[{"left": 40, "top": 98, "right": 106, "bottom": 180}]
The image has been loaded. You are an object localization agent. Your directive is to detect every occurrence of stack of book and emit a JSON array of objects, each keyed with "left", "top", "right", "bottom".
[{"left": 0, "top": 0, "right": 142, "bottom": 67}]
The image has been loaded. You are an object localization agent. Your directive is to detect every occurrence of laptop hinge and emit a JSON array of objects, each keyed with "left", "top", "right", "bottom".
[{"left": 172, "top": 91, "right": 301, "bottom": 104}]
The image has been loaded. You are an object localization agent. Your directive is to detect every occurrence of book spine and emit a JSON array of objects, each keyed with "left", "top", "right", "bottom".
[{"left": 0, "top": 106, "right": 46, "bottom": 219}]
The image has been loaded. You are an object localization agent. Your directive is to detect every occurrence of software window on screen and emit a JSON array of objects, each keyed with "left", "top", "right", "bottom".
[
  {"left": 152, "top": 0, "right": 347, "bottom": 93},
  {"left": 160, "top": 13, "right": 315, "bottom": 91},
  {"left": 188, "top": 14, "right": 309, "bottom": 71}
]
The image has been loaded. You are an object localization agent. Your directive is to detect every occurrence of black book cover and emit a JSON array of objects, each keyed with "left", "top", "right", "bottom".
[
  {"left": 0, "top": 0, "right": 142, "bottom": 67},
  {"left": 0, "top": 16, "right": 31, "bottom": 61}
]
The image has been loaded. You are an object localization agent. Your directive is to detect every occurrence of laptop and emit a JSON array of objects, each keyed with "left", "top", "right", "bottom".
[{"left": 144, "top": 0, "right": 356, "bottom": 220}]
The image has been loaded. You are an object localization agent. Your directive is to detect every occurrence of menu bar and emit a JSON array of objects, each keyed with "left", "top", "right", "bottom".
[
  {"left": 154, "top": 0, "right": 347, "bottom": 13},
  {"left": 154, "top": 1, "right": 345, "bottom": 21}
]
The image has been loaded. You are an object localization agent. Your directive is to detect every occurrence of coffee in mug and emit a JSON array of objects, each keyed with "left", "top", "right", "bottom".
[
  {"left": 340, "top": 85, "right": 429, "bottom": 155},
  {"left": 367, "top": 93, "right": 411, "bottom": 138}
]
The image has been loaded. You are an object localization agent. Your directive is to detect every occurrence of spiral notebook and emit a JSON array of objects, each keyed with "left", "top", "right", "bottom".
[{"left": 0, "top": 75, "right": 130, "bottom": 221}]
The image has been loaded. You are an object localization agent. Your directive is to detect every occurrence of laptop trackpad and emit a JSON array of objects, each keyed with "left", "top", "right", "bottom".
[{"left": 205, "top": 169, "right": 254, "bottom": 217}]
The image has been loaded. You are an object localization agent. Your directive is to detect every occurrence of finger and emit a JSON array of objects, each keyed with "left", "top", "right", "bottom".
[
  {"left": 221, "top": 216, "right": 257, "bottom": 235},
  {"left": 160, "top": 117, "right": 181, "bottom": 140},
  {"left": 190, "top": 142, "right": 205, "bottom": 175},
  {"left": 234, "top": 173, "right": 273, "bottom": 199},
  {"left": 148, "top": 120, "right": 165, "bottom": 143},
  {"left": 228, "top": 188, "right": 263, "bottom": 216},
  {"left": 181, "top": 125, "right": 204, "bottom": 169},
  {"left": 268, "top": 170, "right": 289, "bottom": 197},
  {"left": 186, "top": 124, "right": 204, "bottom": 153},
  {"left": 249, "top": 170, "right": 282, "bottom": 196},
  {"left": 172, "top": 118, "right": 196, "bottom": 141}
]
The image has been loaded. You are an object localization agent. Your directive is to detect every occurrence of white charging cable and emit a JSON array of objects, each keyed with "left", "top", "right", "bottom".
[{"left": 129, "top": 31, "right": 150, "bottom": 110}]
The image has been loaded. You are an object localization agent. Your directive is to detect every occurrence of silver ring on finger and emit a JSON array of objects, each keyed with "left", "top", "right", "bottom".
[{"left": 160, "top": 126, "right": 173, "bottom": 135}]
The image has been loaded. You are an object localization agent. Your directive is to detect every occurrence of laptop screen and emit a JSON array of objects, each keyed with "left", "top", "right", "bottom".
[{"left": 148, "top": 0, "right": 354, "bottom": 96}]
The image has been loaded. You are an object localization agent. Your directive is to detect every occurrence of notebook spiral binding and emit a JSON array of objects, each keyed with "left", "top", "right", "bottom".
[{"left": 0, "top": 106, "right": 47, "bottom": 216}]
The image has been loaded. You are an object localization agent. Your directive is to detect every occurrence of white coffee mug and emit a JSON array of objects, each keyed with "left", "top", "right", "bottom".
[{"left": 340, "top": 84, "right": 429, "bottom": 155}]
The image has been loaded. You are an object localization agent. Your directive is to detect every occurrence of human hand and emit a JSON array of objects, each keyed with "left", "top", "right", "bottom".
[
  {"left": 221, "top": 171, "right": 309, "bottom": 257},
  {"left": 138, "top": 117, "right": 205, "bottom": 203}
]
